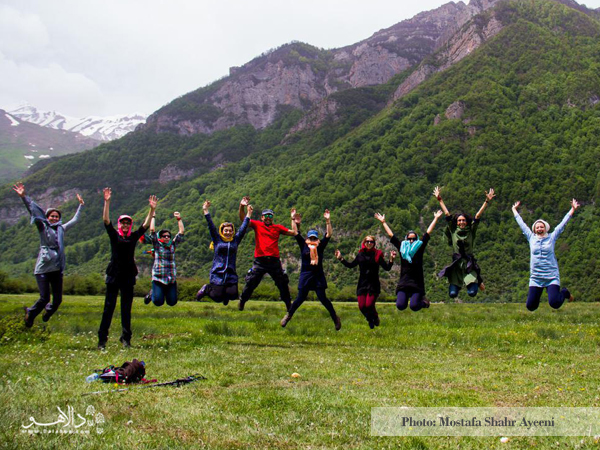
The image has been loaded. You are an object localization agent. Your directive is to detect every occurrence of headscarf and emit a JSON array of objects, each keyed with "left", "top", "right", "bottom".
[
  {"left": 210, "top": 222, "right": 234, "bottom": 250},
  {"left": 45, "top": 208, "right": 62, "bottom": 220},
  {"left": 359, "top": 235, "right": 383, "bottom": 263},
  {"left": 400, "top": 231, "right": 423, "bottom": 263},
  {"left": 117, "top": 215, "right": 133, "bottom": 238},
  {"left": 531, "top": 219, "right": 550, "bottom": 238}
]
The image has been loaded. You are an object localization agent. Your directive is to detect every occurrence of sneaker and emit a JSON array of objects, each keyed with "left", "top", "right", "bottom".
[
  {"left": 97, "top": 341, "right": 107, "bottom": 351},
  {"left": 280, "top": 313, "right": 291, "bottom": 328},
  {"left": 144, "top": 292, "right": 152, "bottom": 305},
  {"left": 334, "top": 316, "right": 342, "bottom": 331},
  {"left": 42, "top": 310, "right": 53, "bottom": 322},
  {"left": 23, "top": 307, "right": 33, "bottom": 328},
  {"left": 368, "top": 319, "right": 375, "bottom": 330},
  {"left": 422, "top": 297, "right": 430, "bottom": 309},
  {"left": 569, "top": 294, "right": 575, "bottom": 303},
  {"left": 119, "top": 337, "right": 131, "bottom": 348},
  {"left": 373, "top": 315, "right": 380, "bottom": 327},
  {"left": 196, "top": 284, "right": 208, "bottom": 301},
  {"left": 238, "top": 299, "right": 247, "bottom": 311}
]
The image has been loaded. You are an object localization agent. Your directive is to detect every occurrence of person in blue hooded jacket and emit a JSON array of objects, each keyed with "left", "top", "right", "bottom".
[
  {"left": 196, "top": 200, "right": 251, "bottom": 305},
  {"left": 512, "top": 199, "right": 578, "bottom": 311},
  {"left": 13, "top": 182, "right": 84, "bottom": 327}
]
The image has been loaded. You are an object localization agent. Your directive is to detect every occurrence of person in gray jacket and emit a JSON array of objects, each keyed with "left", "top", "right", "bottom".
[{"left": 13, "top": 182, "right": 84, "bottom": 327}]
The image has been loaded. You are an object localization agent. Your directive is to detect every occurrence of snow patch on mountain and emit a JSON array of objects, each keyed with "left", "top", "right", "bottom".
[
  {"left": 5, "top": 113, "right": 19, "bottom": 126},
  {"left": 8, "top": 104, "right": 147, "bottom": 142}
]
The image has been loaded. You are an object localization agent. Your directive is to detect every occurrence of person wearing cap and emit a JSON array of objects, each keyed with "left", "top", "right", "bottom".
[
  {"left": 142, "top": 211, "right": 185, "bottom": 307},
  {"left": 196, "top": 200, "right": 252, "bottom": 305},
  {"left": 335, "top": 236, "right": 396, "bottom": 329},
  {"left": 98, "top": 187, "right": 156, "bottom": 350},
  {"left": 512, "top": 199, "right": 578, "bottom": 310},
  {"left": 12, "top": 182, "right": 84, "bottom": 327},
  {"left": 375, "top": 210, "right": 444, "bottom": 312},
  {"left": 280, "top": 209, "right": 341, "bottom": 330},
  {"left": 238, "top": 196, "right": 295, "bottom": 311}
]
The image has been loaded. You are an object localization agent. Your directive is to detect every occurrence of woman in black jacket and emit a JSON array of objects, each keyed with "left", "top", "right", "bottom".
[{"left": 336, "top": 236, "right": 395, "bottom": 329}]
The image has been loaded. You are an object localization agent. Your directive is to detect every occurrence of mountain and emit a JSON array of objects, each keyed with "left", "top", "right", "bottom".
[
  {"left": 0, "top": 110, "right": 99, "bottom": 184},
  {"left": 9, "top": 104, "right": 147, "bottom": 142},
  {"left": 141, "top": 0, "right": 508, "bottom": 137},
  {"left": 2, "top": 0, "right": 600, "bottom": 303}
]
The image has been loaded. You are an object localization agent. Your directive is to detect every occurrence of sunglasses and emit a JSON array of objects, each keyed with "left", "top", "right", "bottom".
[
  {"left": 263, "top": 214, "right": 273, "bottom": 218},
  {"left": 308, "top": 236, "right": 318, "bottom": 241},
  {"left": 365, "top": 240, "right": 375, "bottom": 244},
  {"left": 407, "top": 237, "right": 416, "bottom": 241},
  {"left": 160, "top": 234, "right": 171, "bottom": 239}
]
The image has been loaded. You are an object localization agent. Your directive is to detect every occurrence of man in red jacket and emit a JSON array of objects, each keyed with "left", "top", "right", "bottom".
[{"left": 238, "top": 196, "right": 295, "bottom": 311}]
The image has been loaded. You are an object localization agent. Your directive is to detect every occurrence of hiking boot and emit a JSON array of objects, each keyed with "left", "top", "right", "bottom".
[
  {"left": 422, "top": 297, "right": 430, "bottom": 309},
  {"left": 144, "top": 292, "right": 152, "bottom": 305},
  {"left": 97, "top": 341, "right": 107, "bottom": 351},
  {"left": 368, "top": 319, "right": 375, "bottom": 330},
  {"left": 196, "top": 284, "right": 208, "bottom": 301},
  {"left": 280, "top": 313, "right": 291, "bottom": 328},
  {"left": 42, "top": 309, "right": 53, "bottom": 322},
  {"left": 238, "top": 299, "right": 247, "bottom": 311},
  {"left": 569, "top": 294, "right": 575, "bottom": 303},
  {"left": 119, "top": 337, "right": 131, "bottom": 348},
  {"left": 23, "top": 307, "right": 33, "bottom": 328},
  {"left": 373, "top": 315, "right": 380, "bottom": 327},
  {"left": 334, "top": 316, "right": 342, "bottom": 331}
]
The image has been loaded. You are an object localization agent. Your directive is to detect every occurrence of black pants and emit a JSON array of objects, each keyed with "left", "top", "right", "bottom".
[
  {"left": 207, "top": 283, "right": 239, "bottom": 303},
  {"left": 396, "top": 289, "right": 424, "bottom": 312},
  {"left": 27, "top": 271, "right": 63, "bottom": 321},
  {"left": 98, "top": 281, "right": 134, "bottom": 344},
  {"left": 288, "top": 286, "right": 337, "bottom": 321},
  {"left": 526, "top": 285, "right": 570, "bottom": 311},
  {"left": 241, "top": 257, "right": 291, "bottom": 308}
]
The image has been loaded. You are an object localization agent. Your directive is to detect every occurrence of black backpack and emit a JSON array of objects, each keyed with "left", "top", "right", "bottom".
[{"left": 99, "top": 359, "right": 146, "bottom": 384}]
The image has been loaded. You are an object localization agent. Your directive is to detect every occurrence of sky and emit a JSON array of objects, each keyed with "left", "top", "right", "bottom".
[{"left": 2, "top": 0, "right": 600, "bottom": 118}]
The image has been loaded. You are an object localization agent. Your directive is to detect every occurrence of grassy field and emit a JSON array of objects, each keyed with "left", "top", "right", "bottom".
[{"left": 1, "top": 294, "right": 600, "bottom": 449}]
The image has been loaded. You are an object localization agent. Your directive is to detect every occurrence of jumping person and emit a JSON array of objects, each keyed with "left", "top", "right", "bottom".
[
  {"left": 512, "top": 199, "right": 578, "bottom": 311},
  {"left": 238, "top": 196, "right": 295, "bottom": 311},
  {"left": 434, "top": 186, "right": 495, "bottom": 299},
  {"left": 142, "top": 212, "right": 185, "bottom": 307},
  {"left": 280, "top": 209, "right": 341, "bottom": 330},
  {"left": 196, "top": 200, "right": 251, "bottom": 305},
  {"left": 335, "top": 237, "right": 396, "bottom": 329},
  {"left": 98, "top": 188, "right": 156, "bottom": 350},
  {"left": 13, "top": 182, "right": 84, "bottom": 327},
  {"left": 375, "top": 210, "right": 443, "bottom": 312}
]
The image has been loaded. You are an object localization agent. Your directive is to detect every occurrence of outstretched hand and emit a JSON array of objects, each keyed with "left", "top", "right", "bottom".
[
  {"left": 12, "top": 182, "right": 25, "bottom": 197},
  {"left": 203, "top": 200, "right": 211, "bottom": 213},
  {"left": 434, "top": 210, "right": 443, "bottom": 219},
  {"left": 374, "top": 212, "right": 385, "bottom": 223},
  {"left": 512, "top": 201, "right": 520, "bottom": 212},
  {"left": 76, "top": 194, "right": 85, "bottom": 205},
  {"left": 324, "top": 209, "right": 330, "bottom": 221},
  {"left": 149, "top": 195, "right": 158, "bottom": 209},
  {"left": 335, "top": 249, "right": 342, "bottom": 260},
  {"left": 433, "top": 186, "right": 442, "bottom": 201},
  {"left": 485, "top": 188, "right": 496, "bottom": 202},
  {"left": 174, "top": 211, "right": 181, "bottom": 220},
  {"left": 240, "top": 196, "right": 250, "bottom": 206},
  {"left": 390, "top": 251, "right": 397, "bottom": 260},
  {"left": 571, "top": 199, "right": 580, "bottom": 211},
  {"left": 247, "top": 204, "right": 254, "bottom": 216},
  {"left": 103, "top": 187, "right": 111, "bottom": 202}
]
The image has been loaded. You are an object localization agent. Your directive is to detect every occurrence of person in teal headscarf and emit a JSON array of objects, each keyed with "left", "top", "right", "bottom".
[
  {"left": 434, "top": 186, "right": 495, "bottom": 299},
  {"left": 375, "top": 210, "right": 443, "bottom": 311}
]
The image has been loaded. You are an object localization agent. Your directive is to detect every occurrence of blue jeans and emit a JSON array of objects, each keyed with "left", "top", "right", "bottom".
[
  {"left": 449, "top": 283, "right": 478, "bottom": 298},
  {"left": 396, "top": 290, "right": 423, "bottom": 311},
  {"left": 152, "top": 281, "right": 178, "bottom": 306}
]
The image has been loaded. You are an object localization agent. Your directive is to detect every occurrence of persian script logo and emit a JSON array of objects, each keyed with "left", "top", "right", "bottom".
[{"left": 21, "top": 405, "right": 105, "bottom": 435}]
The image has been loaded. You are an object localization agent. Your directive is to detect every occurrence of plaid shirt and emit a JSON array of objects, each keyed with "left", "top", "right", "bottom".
[{"left": 144, "top": 232, "right": 184, "bottom": 284}]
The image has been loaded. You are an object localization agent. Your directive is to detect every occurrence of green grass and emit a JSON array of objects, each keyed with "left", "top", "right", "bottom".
[{"left": 1, "top": 295, "right": 600, "bottom": 449}]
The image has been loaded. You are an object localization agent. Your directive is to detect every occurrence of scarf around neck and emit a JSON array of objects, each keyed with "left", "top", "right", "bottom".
[
  {"left": 305, "top": 239, "right": 320, "bottom": 265},
  {"left": 117, "top": 215, "right": 133, "bottom": 238},
  {"left": 400, "top": 239, "right": 423, "bottom": 263}
]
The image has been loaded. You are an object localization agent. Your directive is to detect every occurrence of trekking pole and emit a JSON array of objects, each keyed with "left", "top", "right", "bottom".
[{"left": 82, "top": 374, "right": 206, "bottom": 396}]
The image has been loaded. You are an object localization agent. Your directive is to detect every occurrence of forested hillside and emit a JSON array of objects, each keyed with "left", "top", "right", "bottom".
[{"left": 2, "top": 0, "right": 600, "bottom": 303}]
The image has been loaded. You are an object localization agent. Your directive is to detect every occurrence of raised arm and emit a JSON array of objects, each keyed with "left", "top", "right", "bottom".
[
  {"left": 475, "top": 188, "right": 495, "bottom": 220},
  {"left": 235, "top": 205, "right": 252, "bottom": 242},
  {"left": 374, "top": 212, "right": 394, "bottom": 238},
  {"left": 335, "top": 249, "right": 358, "bottom": 268},
  {"left": 63, "top": 194, "right": 85, "bottom": 231},
  {"left": 426, "top": 210, "right": 444, "bottom": 235},
  {"left": 13, "top": 182, "right": 45, "bottom": 225},
  {"left": 380, "top": 251, "right": 396, "bottom": 271},
  {"left": 552, "top": 199, "right": 579, "bottom": 240},
  {"left": 102, "top": 187, "right": 111, "bottom": 225},
  {"left": 433, "top": 186, "right": 451, "bottom": 217},
  {"left": 174, "top": 211, "right": 184, "bottom": 235},
  {"left": 203, "top": 200, "right": 219, "bottom": 242},
  {"left": 324, "top": 209, "right": 332, "bottom": 238},
  {"left": 290, "top": 208, "right": 300, "bottom": 236},
  {"left": 239, "top": 196, "right": 249, "bottom": 223},
  {"left": 512, "top": 201, "right": 532, "bottom": 240},
  {"left": 149, "top": 214, "right": 156, "bottom": 234},
  {"left": 142, "top": 195, "right": 157, "bottom": 229}
]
